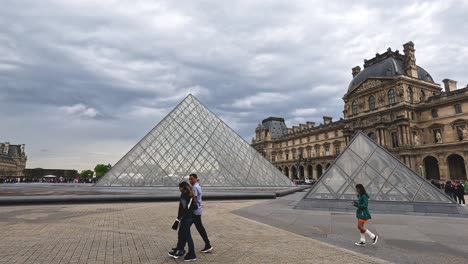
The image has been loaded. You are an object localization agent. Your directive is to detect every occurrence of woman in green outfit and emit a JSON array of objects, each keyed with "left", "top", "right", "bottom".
[{"left": 353, "top": 184, "right": 378, "bottom": 246}]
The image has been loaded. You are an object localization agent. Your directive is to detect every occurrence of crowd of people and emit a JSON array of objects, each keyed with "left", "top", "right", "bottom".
[{"left": 443, "top": 180, "right": 467, "bottom": 206}]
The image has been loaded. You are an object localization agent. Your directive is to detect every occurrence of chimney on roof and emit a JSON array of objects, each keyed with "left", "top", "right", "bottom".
[
  {"left": 3, "top": 143, "right": 9, "bottom": 154},
  {"left": 403, "top": 41, "right": 418, "bottom": 78},
  {"left": 443, "top": 79, "right": 457, "bottom": 92},
  {"left": 323, "top": 116, "right": 332, "bottom": 125},
  {"left": 352, "top": 66, "right": 361, "bottom": 77},
  {"left": 306, "top": 121, "right": 315, "bottom": 128}
]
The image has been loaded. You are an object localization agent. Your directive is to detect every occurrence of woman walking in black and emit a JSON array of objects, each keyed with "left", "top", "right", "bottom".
[
  {"left": 168, "top": 181, "right": 197, "bottom": 262},
  {"left": 353, "top": 184, "right": 378, "bottom": 247}
]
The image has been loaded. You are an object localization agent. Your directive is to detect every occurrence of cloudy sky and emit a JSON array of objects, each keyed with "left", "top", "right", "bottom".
[{"left": 1, "top": 0, "right": 467, "bottom": 171}]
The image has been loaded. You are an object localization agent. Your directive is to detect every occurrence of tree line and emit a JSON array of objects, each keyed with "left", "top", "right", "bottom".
[{"left": 80, "top": 164, "right": 112, "bottom": 180}]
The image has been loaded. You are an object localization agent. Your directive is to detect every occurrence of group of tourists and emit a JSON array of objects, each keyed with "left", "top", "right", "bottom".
[
  {"left": 444, "top": 180, "right": 466, "bottom": 206},
  {"left": 168, "top": 173, "right": 213, "bottom": 262}
]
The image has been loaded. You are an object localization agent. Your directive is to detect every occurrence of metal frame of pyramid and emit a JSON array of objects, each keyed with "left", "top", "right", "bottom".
[
  {"left": 96, "top": 94, "right": 294, "bottom": 187},
  {"left": 303, "top": 131, "right": 454, "bottom": 204}
]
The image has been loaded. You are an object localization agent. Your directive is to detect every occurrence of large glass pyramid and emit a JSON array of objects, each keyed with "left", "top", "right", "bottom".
[
  {"left": 305, "top": 131, "right": 453, "bottom": 203},
  {"left": 97, "top": 94, "right": 294, "bottom": 187}
]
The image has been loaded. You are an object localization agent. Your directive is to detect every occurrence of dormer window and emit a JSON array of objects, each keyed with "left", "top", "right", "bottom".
[
  {"left": 388, "top": 89, "right": 396, "bottom": 104},
  {"left": 352, "top": 101, "right": 358, "bottom": 115},
  {"left": 368, "top": 95, "right": 375, "bottom": 111}
]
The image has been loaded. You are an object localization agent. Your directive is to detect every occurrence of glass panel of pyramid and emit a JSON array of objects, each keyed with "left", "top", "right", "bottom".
[
  {"left": 96, "top": 94, "right": 294, "bottom": 187},
  {"left": 305, "top": 131, "right": 454, "bottom": 203}
]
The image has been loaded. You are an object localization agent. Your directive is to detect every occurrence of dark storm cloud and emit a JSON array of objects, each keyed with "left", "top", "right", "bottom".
[{"left": 1, "top": 0, "right": 467, "bottom": 170}]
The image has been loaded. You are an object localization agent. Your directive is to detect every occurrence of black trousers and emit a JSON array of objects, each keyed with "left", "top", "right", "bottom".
[
  {"left": 193, "top": 214, "right": 211, "bottom": 246},
  {"left": 458, "top": 194, "right": 465, "bottom": 204}
]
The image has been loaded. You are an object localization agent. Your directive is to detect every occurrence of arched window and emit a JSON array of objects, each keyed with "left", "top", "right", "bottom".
[
  {"left": 419, "top": 89, "right": 425, "bottom": 102},
  {"left": 352, "top": 101, "right": 358, "bottom": 115},
  {"left": 368, "top": 95, "right": 375, "bottom": 111},
  {"left": 408, "top": 87, "right": 414, "bottom": 103},
  {"left": 388, "top": 89, "right": 396, "bottom": 104}
]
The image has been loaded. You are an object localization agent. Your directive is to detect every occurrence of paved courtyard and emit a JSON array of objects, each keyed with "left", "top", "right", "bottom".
[{"left": 0, "top": 200, "right": 387, "bottom": 264}]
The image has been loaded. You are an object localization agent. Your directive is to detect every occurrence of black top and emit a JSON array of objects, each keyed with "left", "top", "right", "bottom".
[{"left": 177, "top": 192, "right": 193, "bottom": 220}]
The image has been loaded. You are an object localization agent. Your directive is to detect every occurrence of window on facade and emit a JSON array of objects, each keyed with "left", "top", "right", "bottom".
[
  {"left": 271, "top": 155, "right": 276, "bottom": 162},
  {"left": 299, "top": 138, "right": 302, "bottom": 144},
  {"left": 455, "top": 104, "right": 462, "bottom": 114},
  {"left": 325, "top": 145, "right": 330, "bottom": 155},
  {"left": 315, "top": 134, "right": 319, "bottom": 140},
  {"left": 315, "top": 147, "right": 320, "bottom": 157},
  {"left": 431, "top": 109, "right": 438, "bottom": 118},
  {"left": 307, "top": 148, "right": 311, "bottom": 157},
  {"left": 325, "top": 133, "right": 329, "bottom": 139},
  {"left": 352, "top": 101, "right": 358, "bottom": 115},
  {"left": 335, "top": 130, "right": 338, "bottom": 137},
  {"left": 368, "top": 95, "right": 375, "bottom": 111},
  {"left": 388, "top": 89, "right": 396, "bottom": 104},
  {"left": 411, "top": 112, "right": 415, "bottom": 120},
  {"left": 334, "top": 144, "right": 340, "bottom": 155},
  {"left": 391, "top": 132, "right": 399, "bottom": 148},
  {"left": 408, "top": 87, "right": 414, "bottom": 103},
  {"left": 419, "top": 90, "right": 425, "bottom": 102},
  {"left": 292, "top": 151, "right": 296, "bottom": 160},
  {"left": 286, "top": 153, "right": 289, "bottom": 160}
]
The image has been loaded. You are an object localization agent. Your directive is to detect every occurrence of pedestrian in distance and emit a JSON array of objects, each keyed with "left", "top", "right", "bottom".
[
  {"left": 445, "top": 181, "right": 455, "bottom": 202},
  {"left": 168, "top": 181, "right": 198, "bottom": 262},
  {"left": 353, "top": 184, "right": 378, "bottom": 247},
  {"left": 189, "top": 173, "right": 213, "bottom": 253},
  {"left": 456, "top": 181, "right": 465, "bottom": 206}
]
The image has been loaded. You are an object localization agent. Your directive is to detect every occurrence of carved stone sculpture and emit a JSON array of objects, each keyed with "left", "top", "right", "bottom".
[
  {"left": 436, "top": 131, "right": 442, "bottom": 143},
  {"left": 458, "top": 126, "right": 468, "bottom": 140},
  {"left": 413, "top": 134, "right": 419, "bottom": 145}
]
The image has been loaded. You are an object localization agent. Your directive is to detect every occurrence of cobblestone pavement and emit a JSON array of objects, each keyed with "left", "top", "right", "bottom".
[{"left": 0, "top": 201, "right": 388, "bottom": 264}]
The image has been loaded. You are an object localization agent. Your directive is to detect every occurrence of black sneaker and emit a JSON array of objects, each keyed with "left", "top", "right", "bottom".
[
  {"left": 372, "top": 235, "right": 378, "bottom": 245},
  {"left": 200, "top": 245, "right": 213, "bottom": 253},
  {"left": 169, "top": 249, "right": 185, "bottom": 259},
  {"left": 168, "top": 249, "right": 177, "bottom": 257},
  {"left": 184, "top": 253, "right": 197, "bottom": 262},
  {"left": 354, "top": 241, "right": 366, "bottom": 247}
]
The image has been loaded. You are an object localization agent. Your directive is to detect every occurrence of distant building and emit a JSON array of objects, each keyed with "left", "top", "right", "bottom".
[
  {"left": 252, "top": 41, "right": 468, "bottom": 182},
  {"left": 24, "top": 168, "right": 79, "bottom": 181},
  {"left": 0, "top": 142, "right": 27, "bottom": 182}
]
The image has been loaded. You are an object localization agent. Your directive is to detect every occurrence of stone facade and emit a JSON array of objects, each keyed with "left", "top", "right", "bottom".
[
  {"left": 0, "top": 142, "right": 27, "bottom": 181},
  {"left": 252, "top": 42, "right": 468, "bottom": 182}
]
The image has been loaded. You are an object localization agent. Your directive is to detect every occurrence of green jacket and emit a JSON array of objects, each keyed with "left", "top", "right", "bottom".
[{"left": 353, "top": 193, "right": 372, "bottom": 220}]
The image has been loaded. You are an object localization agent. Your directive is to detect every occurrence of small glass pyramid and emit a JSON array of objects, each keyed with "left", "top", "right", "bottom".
[
  {"left": 305, "top": 131, "right": 453, "bottom": 203},
  {"left": 97, "top": 94, "right": 294, "bottom": 187}
]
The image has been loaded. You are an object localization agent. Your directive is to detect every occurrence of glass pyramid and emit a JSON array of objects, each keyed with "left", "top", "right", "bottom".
[
  {"left": 96, "top": 94, "right": 294, "bottom": 187},
  {"left": 305, "top": 131, "right": 453, "bottom": 203}
]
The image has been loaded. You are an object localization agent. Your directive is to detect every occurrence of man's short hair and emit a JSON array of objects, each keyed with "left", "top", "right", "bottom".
[{"left": 189, "top": 173, "right": 198, "bottom": 179}]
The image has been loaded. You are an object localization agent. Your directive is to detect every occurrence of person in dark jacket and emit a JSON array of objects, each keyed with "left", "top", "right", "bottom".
[
  {"left": 445, "top": 181, "right": 455, "bottom": 201},
  {"left": 353, "top": 184, "right": 378, "bottom": 246},
  {"left": 456, "top": 182, "right": 465, "bottom": 206},
  {"left": 168, "top": 181, "right": 197, "bottom": 261}
]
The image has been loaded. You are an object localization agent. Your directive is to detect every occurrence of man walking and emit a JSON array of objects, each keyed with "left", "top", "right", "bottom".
[{"left": 189, "top": 173, "right": 213, "bottom": 253}]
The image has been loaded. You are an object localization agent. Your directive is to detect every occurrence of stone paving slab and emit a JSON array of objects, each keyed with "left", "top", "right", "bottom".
[
  {"left": 234, "top": 191, "right": 468, "bottom": 264},
  {"left": 0, "top": 200, "right": 387, "bottom": 264}
]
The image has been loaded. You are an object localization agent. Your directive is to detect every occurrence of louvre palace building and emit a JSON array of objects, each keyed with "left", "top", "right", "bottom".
[
  {"left": 252, "top": 41, "right": 468, "bottom": 182},
  {"left": 0, "top": 142, "right": 27, "bottom": 182}
]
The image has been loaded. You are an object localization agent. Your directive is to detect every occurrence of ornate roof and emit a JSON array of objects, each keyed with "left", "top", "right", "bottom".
[{"left": 347, "top": 49, "right": 434, "bottom": 94}]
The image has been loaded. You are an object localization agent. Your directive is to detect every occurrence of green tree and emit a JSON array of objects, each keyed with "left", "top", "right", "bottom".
[
  {"left": 94, "top": 164, "right": 112, "bottom": 178},
  {"left": 80, "top": 170, "right": 94, "bottom": 178}
]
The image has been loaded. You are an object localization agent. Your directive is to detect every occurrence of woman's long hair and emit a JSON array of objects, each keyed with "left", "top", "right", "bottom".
[
  {"left": 179, "top": 181, "right": 194, "bottom": 198},
  {"left": 355, "top": 184, "right": 367, "bottom": 196}
]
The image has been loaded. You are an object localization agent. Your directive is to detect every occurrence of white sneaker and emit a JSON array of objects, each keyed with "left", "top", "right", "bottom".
[
  {"left": 354, "top": 241, "right": 366, "bottom": 247},
  {"left": 462, "top": 204, "right": 466, "bottom": 207},
  {"left": 372, "top": 235, "right": 378, "bottom": 245}
]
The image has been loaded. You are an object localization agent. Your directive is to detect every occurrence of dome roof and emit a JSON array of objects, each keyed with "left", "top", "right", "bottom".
[{"left": 347, "top": 53, "right": 434, "bottom": 94}]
